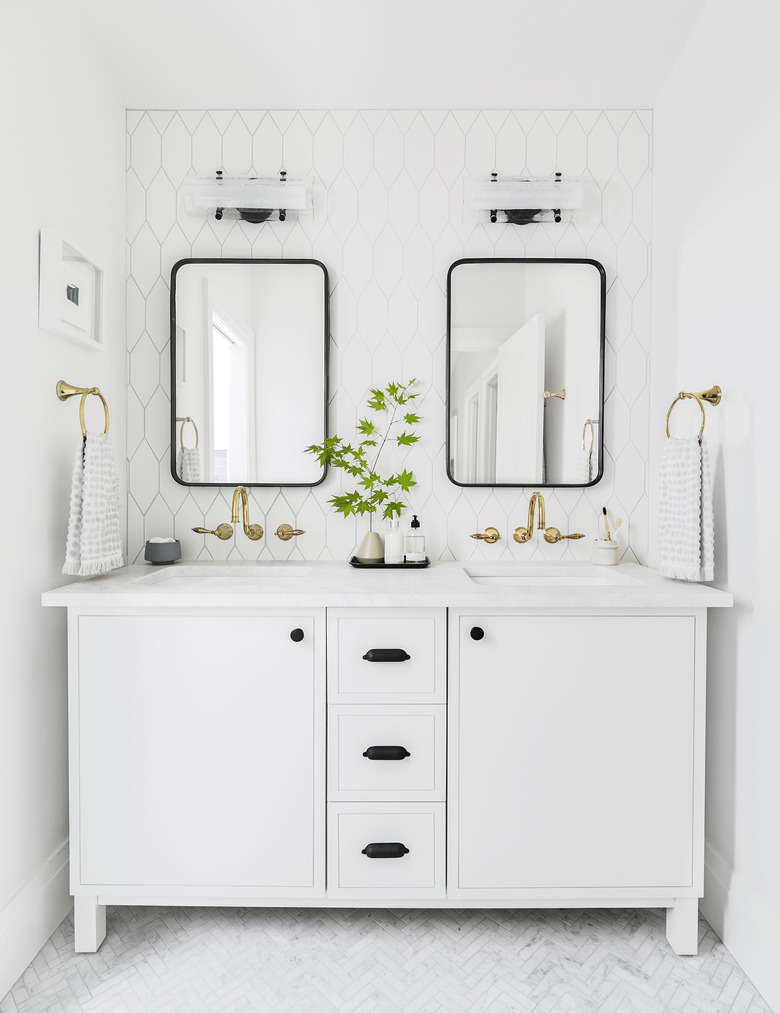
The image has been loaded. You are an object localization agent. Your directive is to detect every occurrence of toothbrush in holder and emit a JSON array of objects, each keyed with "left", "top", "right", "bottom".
[{"left": 592, "top": 507, "right": 620, "bottom": 564}]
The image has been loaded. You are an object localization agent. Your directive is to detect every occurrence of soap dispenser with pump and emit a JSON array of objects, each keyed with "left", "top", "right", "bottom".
[{"left": 404, "top": 514, "right": 426, "bottom": 563}]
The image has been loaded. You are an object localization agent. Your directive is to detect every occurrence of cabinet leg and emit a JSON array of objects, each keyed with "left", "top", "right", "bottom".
[
  {"left": 74, "top": 895, "right": 106, "bottom": 952},
  {"left": 666, "top": 898, "right": 700, "bottom": 955}
]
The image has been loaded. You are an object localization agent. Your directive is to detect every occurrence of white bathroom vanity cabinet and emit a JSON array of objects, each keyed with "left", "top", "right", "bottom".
[{"left": 43, "top": 560, "right": 731, "bottom": 956}]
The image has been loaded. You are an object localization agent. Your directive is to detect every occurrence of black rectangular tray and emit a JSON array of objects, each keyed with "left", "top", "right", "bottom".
[{"left": 349, "top": 556, "right": 430, "bottom": 569}]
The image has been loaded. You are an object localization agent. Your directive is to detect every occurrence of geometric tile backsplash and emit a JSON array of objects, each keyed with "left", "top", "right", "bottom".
[{"left": 127, "top": 109, "right": 652, "bottom": 564}]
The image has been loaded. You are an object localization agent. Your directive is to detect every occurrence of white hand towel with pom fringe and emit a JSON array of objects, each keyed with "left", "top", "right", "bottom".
[
  {"left": 658, "top": 436, "right": 714, "bottom": 582},
  {"left": 176, "top": 446, "right": 201, "bottom": 482},
  {"left": 576, "top": 446, "right": 593, "bottom": 483},
  {"left": 63, "top": 433, "right": 124, "bottom": 576}
]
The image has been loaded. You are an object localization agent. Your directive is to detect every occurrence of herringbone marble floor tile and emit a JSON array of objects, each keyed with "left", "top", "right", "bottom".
[{"left": 1, "top": 908, "right": 772, "bottom": 1013}]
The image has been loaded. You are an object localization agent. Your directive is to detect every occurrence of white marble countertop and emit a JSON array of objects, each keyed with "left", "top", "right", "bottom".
[{"left": 41, "top": 560, "right": 733, "bottom": 610}]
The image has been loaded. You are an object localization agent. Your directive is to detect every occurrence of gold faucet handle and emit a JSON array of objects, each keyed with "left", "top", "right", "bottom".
[
  {"left": 543, "top": 527, "right": 585, "bottom": 544},
  {"left": 471, "top": 527, "right": 501, "bottom": 544},
  {"left": 275, "top": 524, "right": 305, "bottom": 541},
  {"left": 192, "top": 523, "right": 234, "bottom": 540},
  {"left": 245, "top": 523, "right": 264, "bottom": 541}
]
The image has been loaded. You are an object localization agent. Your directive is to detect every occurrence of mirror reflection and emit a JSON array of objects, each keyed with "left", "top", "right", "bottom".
[
  {"left": 447, "top": 259, "right": 605, "bottom": 487},
  {"left": 171, "top": 259, "right": 328, "bottom": 486}
]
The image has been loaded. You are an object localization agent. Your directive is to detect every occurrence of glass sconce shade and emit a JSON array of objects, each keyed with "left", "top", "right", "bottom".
[
  {"left": 183, "top": 173, "right": 314, "bottom": 223},
  {"left": 463, "top": 175, "right": 587, "bottom": 225}
]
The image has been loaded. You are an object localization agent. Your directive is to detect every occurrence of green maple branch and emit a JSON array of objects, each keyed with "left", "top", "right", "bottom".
[{"left": 305, "top": 379, "right": 421, "bottom": 520}]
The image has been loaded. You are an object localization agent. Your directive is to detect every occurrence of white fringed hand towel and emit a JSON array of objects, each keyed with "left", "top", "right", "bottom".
[
  {"left": 63, "top": 433, "right": 124, "bottom": 576},
  {"left": 658, "top": 437, "right": 714, "bottom": 582},
  {"left": 176, "top": 447, "right": 201, "bottom": 482}
]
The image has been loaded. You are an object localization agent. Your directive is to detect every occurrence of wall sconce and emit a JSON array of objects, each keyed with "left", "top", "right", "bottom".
[
  {"left": 463, "top": 172, "right": 586, "bottom": 225},
  {"left": 183, "top": 169, "right": 314, "bottom": 223}
]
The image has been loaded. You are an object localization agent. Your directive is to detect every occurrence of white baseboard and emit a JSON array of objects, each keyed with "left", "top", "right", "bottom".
[
  {"left": 0, "top": 842, "right": 71, "bottom": 1002},
  {"left": 702, "top": 842, "right": 780, "bottom": 1012}
]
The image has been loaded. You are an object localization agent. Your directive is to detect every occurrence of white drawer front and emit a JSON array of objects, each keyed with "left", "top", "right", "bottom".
[
  {"left": 327, "top": 803, "right": 445, "bottom": 896},
  {"left": 328, "top": 705, "right": 446, "bottom": 801},
  {"left": 328, "top": 608, "right": 446, "bottom": 703}
]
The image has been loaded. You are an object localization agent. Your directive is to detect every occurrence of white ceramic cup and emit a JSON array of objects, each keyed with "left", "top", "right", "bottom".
[{"left": 591, "top": 539, "right": 619, "bottom": 565}]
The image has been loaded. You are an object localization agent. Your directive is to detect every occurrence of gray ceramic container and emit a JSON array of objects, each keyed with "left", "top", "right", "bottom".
[{"left": 144, "top": 539, "right": 182, "bottom": 565}]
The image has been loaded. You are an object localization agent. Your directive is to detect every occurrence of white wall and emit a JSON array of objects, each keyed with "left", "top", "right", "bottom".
[
  {"left": 0, "top": 1, "right": 126, "bottom": 996},
  {"left": 127, "top": 109, "right": 653, "bottom": 564},
  {"left": 651, "top": 0, "right": 780, "bottom": 1007}
]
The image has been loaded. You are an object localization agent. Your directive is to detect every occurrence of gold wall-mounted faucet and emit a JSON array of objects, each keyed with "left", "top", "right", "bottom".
[
  {"left": 513, "top": 492, "right": 584, "bottom": 544},
  {"left": 192, "top": 487, "right": 264, "bottom": 541},
  {"left": 231, "top": 486, "right": 263, "bottom": 541},
  {"left": 513, "top": 492, "right": 546, "bottom": 542}
]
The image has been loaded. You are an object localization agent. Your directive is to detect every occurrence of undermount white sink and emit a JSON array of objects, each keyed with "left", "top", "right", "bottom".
[
  {"left": 463, "top": 563, "right": 640, "bottom": 587},
  {"left": 135, "top": 564, "right": 312, "bottom": 587}
]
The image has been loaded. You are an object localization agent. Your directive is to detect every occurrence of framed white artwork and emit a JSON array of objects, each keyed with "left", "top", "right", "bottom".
[{"left": 39, "top": 229, "right": 104, "bottom": 350}]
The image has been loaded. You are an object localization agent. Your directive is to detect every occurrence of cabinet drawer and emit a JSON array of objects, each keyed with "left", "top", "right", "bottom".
[
  {"left": 327, "top": 608, "right": 446, "bottom": 703},
  {"left": 327, "top": 803, "right": 445, "bottom": 896},
  {"left": 328, "top": 705, "right": 446, "bottom": 801}
]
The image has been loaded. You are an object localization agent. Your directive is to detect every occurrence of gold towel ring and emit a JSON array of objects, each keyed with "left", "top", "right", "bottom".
[
  {"left": 582, "top": 418, "right": 598, "bottom": 452},
  {"left": 56, "top": 381, "right": 109, "bottom": 435},
  {"left": 177, "top": 416, "right": 199, "bottom": 449},
  {"left": 665, "top": 385, "right": 721, "bottom": 440},
  {"left": 666, "top": 393, "right": 706, "bottom": 441}
]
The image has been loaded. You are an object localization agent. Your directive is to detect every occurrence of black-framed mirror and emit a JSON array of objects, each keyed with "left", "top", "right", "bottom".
[
  {"left": 170, "top": 258, "right": 328, "bottom": 487},
  {"left": 447, "top": 258, "right": 605, "bottom": 487}
]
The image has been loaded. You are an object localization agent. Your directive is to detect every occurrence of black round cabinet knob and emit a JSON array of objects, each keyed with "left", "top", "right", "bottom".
[
  {"left": 470, "top": 626, "right": 485, "bottom": 641},
  {"left": 290, "top": 628, "right": 304, "bottom": 642}
]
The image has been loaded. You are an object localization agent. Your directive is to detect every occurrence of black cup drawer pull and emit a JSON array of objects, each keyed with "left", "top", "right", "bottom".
[
  {"left": 362, "top": 648, "right": 411, "bottom": 663},
  {"left": 362, "top": 745, "right": 411, "bottom": 761},
  {"left": 361, "top": 842, "right": 410, "bottom": 859}
]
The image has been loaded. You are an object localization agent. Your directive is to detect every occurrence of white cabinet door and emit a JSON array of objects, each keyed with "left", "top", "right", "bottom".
[
  {"left": 451, "top": 614, "right": 697, "bottom": 893},
  {"left": 75, "top": 613, "right": 324, "bottom": 894}
]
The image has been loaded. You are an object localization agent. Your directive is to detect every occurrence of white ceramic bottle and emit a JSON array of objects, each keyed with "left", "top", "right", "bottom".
[
  {"left": 384, "top": 518, "right": 404, "bottom": 564},
  {"left": 404, "top": 514, "right": 426, "bottom": 563}
]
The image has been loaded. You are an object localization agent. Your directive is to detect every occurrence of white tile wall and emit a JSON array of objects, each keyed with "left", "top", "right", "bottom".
[{"left": 126, "top": 109, "right": 652, "bottom": 563}]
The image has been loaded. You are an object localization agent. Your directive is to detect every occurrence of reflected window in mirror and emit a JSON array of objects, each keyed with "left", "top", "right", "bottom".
[
  {"left": 171, "top": 259, "right": 329, "bottom": 487},
  {"left": 446, "top": 259, "right": 605, "bottom": 487}
]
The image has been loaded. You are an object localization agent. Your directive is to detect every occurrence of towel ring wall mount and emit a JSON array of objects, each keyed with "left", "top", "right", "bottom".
[
  {"left": 56, "top": 380, "right": 110, "bottom": 435},
  {"left": 665, "top": 385, "right": 721, "bottom": 441}
]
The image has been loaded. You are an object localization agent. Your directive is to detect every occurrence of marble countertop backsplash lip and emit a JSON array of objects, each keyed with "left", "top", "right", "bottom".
[{"left": 42, "top": 560, "right": 733, "bottom": 609}]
